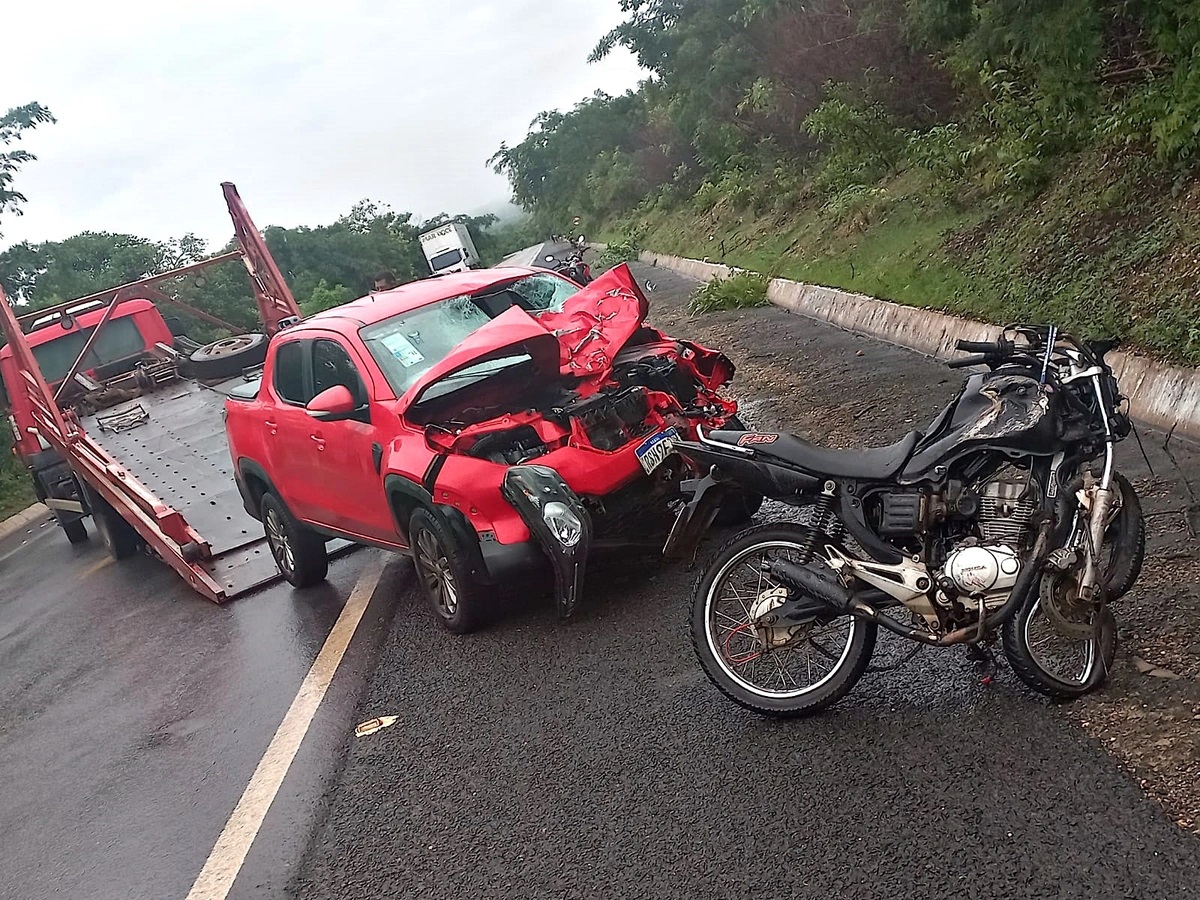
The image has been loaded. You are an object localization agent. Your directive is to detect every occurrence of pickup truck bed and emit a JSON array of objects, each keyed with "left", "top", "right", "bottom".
[{"left": 85, "top": 375, "right": 351, "bottom": 597}]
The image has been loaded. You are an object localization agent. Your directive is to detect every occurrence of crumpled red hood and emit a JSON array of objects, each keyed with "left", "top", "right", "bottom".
[
  {"left": 400, "top": 263, "right": 650, "bottom": 405},
  {"left": 535, "top": 263, "right": 649, "bottom": 376}
]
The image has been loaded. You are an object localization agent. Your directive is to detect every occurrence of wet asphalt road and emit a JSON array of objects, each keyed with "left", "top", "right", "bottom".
[
  {"left": 291, "top": 262, "right": 1200, "bottom": 899},
  {"left": 0, "top": 514, "right": 402, "bottom": 900}
]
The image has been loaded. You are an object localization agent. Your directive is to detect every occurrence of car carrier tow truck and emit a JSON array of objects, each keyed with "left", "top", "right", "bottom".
[{"left": 0, "top": 182, "right": 350, "bottom": 602}]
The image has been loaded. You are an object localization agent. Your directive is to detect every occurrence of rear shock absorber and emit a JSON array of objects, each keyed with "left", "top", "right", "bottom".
[{"left": 796, "top": 480, "right": 838, "bottom": 563}]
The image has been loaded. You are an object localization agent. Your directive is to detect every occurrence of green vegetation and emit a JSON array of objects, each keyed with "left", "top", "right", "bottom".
[
  {"left": 0, "top": 205, "right": 539, "bottom": 338},
  {"left": 0, "top": 418, "right": 34, "bottom": 519},
  {"left": 596, "top": 230, "right": 644, "bottom": 269},
  {"left": 0, "top": 102, "right": 55, "bottom": 242},
  {"left": 493, "top": 1, "right": 1200, "bottom": 365},
  {"left": 690, "top": 270, "right": 770, "bottom": 314}
]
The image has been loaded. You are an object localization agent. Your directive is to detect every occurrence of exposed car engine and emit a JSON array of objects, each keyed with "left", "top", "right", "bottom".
[{"left": 430, "top": 349, "right": 712, "bottom": 466}]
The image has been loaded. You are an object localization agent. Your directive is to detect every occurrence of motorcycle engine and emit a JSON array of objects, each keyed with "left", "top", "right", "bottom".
[
  {"left": 976, "top": 464, "right": 1038, "bottom": 545},
  {"left": 936, "top": 465, "right": 1037, "bottom": 608},
  {"left": 942, "top": 544, "right": 1021, "bottom": 602}
]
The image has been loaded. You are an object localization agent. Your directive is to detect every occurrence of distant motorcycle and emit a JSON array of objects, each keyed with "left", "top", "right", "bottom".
[
  {"left": 544, "top": 252, "right": 593, "bottom": 286},
  {"left": 665, "top": 326, "right": 1145, "bottom": 717}
]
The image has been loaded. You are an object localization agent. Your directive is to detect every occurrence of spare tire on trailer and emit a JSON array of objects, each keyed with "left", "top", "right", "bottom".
[{"left": 188, "top": 333, "right": 269, "bottom": 380}]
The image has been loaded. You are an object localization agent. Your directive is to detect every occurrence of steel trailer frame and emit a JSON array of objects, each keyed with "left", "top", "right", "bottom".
[{"left": 0, "top": 182, "right": 306, "bottom": 602}]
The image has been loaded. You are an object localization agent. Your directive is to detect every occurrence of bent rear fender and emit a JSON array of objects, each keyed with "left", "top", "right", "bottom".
[
  {"left": 663, "top": 469, "right": 732, "bottom": 563},
  {"left": 500, "top": 465, "right": 593, "bottom": 619}
]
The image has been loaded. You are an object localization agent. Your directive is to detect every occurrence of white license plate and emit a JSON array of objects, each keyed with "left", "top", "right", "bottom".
[{"left": 635, "top": 427, "right": 680, "bottom": 474}]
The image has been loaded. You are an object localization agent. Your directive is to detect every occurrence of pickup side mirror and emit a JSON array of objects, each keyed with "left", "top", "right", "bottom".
[{"left": 306, "top": 384, "right": 360, "bottom": 421}]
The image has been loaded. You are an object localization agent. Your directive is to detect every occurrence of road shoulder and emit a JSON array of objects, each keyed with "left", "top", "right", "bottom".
[{"left": 0, "top": 502, "right": 48, "bottom": 542}]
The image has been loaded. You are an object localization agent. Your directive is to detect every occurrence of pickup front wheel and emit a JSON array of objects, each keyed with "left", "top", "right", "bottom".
[
  {"left": 261, "top": 493, "right": 328, "bottom": 588},
  {"left": 409, "top": 508, "right": 485, "bottom": 634}
]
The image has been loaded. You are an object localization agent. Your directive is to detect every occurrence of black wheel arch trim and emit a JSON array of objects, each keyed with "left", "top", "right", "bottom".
[
  {"left": 383, "top": 474, "right": 492, "bottom": 583},
  {"left": 236, "top": 458, "right": 281, "bottom": 520}
]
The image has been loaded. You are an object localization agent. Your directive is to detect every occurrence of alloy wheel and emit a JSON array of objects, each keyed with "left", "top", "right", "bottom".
[
  {"left": 415, "top": 528, "right": 458, "bottom": 618},
  {"left": 265, "top": 507, "right": 294, "bottom": 577}
]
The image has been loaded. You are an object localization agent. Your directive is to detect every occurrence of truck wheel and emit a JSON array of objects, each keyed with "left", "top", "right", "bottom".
[
  {"left": 60, "top": 517, "right": 88, "bottom": 545},
  {"left": 188, "top": 333, "right": 268, "bottom": 380},
  {"left": 409, "top": 508, "right": 486, "bottom": 634},
  {"left": 261, "top": 493, "right": 328, "bottom": 588},
  {"left": 84, "top": 484, "right": 142, "bottom": 560}
]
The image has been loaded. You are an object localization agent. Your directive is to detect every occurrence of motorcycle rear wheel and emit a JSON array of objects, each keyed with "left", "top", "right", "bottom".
[{"left": 689, "top": 523, "right": 875, "bottom": 717}]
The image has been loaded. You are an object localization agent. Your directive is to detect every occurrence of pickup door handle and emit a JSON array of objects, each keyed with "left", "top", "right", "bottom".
[
  {"left": 310, "top": 433, "right": 326, "bottom": 451},
  {"left": 264, "top": 419, "right": 277, "bottom": 436}
]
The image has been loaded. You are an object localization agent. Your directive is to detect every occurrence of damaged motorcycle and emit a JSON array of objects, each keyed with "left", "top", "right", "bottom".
[{"left": 664, "top": 326, "right": 1145, "bottom": 716}]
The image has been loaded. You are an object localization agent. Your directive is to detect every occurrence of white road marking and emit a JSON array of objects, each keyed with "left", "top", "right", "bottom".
[{"left": 185, "top": 551, "right": 388, "bottom": 900}]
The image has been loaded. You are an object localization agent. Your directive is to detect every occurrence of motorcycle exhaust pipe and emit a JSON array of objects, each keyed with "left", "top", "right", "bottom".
[
  {"left": 768, "top": 558, "right": 945, "bottom": 643},
  {"left": 767, "top": 558, "right": 853, "bottom": 612},
  {"left": 768, "top": 559, "right": 1014, "bottom": 647}
]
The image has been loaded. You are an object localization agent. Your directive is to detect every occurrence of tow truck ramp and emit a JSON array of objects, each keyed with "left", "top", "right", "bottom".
[{"left": 0, "top": 182, "right": 353, "bottom": 602}]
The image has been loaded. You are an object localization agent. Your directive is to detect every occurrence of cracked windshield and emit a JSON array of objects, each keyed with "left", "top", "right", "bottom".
[{"left": 361, "top": 273, "right": 578, "bottom": 397}]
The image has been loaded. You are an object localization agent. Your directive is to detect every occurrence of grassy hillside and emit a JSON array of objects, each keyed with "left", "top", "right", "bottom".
[
  {"left": 0, "top": 419, "right": 34, "bottom": 520},
  {"left": 615, "top": 149, "right": 1200, "bottom": 367}
]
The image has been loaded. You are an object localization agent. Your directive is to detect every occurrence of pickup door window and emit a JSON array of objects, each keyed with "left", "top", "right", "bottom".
[
  {"left": 312, "top": 339, "right": 367, "bottom": 404},
  {"left": 273, "top": 342, "right": 308, "bottom": 404},
  {"left": 265, "top": 339, "right": 322, "bottom": 521},
  {"left": 307, "top": 339, "right": 398, "bottom": 544}
]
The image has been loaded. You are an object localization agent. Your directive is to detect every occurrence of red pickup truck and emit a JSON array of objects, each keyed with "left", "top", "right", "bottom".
[{"left": 224, "top": 262, "right": 757, "bottom": 632}]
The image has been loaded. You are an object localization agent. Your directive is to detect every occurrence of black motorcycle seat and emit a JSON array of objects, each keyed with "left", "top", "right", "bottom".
[{"left": 708, "top": 428, "right": 921, "bottom": 480}]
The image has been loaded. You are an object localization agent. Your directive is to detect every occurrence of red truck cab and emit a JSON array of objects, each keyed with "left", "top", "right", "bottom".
[{"left": 1, "top": 299, "right": 176, "bottom": 540}]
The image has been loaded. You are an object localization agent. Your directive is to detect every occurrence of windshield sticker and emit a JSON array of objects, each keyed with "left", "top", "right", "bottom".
[{"left": 380, "top": 332, "right": 425, "bottom": 367}]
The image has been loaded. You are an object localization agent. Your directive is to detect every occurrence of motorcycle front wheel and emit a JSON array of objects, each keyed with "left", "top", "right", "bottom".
[
  {"left": 689, "top": 523, "right": 876, "bottom": 717},
  {"left": 1002, "top": 576, "right": 1117, "bottom": 700}
]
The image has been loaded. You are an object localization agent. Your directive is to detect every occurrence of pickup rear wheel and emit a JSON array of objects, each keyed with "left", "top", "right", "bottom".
[
  {"left": 261, "top": 493, "right": 328, "bottom": 588},
  {"left": 409, "top": 508, "right": 485, "bottom": 634}
]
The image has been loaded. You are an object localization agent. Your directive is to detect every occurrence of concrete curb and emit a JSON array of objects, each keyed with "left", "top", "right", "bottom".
[
  {"left": 638, "top": 249, "right": 1200, "bottom": 442},
  {"left": 0, "top": 503, "right": 49, "bottom": 543}
]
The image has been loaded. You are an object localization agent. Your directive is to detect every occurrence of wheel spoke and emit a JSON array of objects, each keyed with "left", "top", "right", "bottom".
[{"left": 706, "top": 540, "right": 858, "bottom": 701}]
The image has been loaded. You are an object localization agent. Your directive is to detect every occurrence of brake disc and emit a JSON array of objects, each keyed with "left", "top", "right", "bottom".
[
  {"left": 1039, "top": 569, "right": 1102, "bottom": 641},
  {"left": 749, "top": 586, "right": 811, "bottom": 650}
]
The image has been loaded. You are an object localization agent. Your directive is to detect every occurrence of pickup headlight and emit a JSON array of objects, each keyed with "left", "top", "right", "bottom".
[{"left": 542, "top": 501, "right": 583, "bottom": 547}]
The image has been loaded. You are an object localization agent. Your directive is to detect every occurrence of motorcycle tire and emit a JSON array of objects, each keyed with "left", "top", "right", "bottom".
[
  {"left": 1102, "top": 472, "right": 1144, "bottom": 600},
  {"left": 1002, "top": 585, "right": 1117, "bottom": 700},
  {"left": 690, "top": 523, "right": 876, "bottom": 717}
]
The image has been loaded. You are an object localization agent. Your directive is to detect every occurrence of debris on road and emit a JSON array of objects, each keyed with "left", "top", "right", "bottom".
[{"left": 355, "top": 716, "right": 400, "bottom": 738}]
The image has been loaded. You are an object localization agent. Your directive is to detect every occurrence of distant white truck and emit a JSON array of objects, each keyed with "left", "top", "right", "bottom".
[{"left": 419, "top": 222, "right": 481, "bottom": 275}]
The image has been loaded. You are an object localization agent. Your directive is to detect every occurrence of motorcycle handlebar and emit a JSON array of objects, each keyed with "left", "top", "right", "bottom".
[
  {"left": 946, "top": 354, "right": 990, "bottom": 369},
  {"left": 955, "top": 339, "right": 1000, "bottom": 354}
]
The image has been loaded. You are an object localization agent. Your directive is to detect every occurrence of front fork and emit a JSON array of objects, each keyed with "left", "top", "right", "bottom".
[{"left": 1077, "top": 440, "right": 1116, "bottom": 602}]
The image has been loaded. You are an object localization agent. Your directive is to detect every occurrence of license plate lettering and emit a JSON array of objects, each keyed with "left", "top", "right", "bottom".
[{"left": 635, "top": 427, "right": 680, "bottom": 474}]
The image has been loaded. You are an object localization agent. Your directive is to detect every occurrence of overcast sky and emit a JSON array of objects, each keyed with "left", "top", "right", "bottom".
[{"left": 2, "top": 0, "right": 645, "bottom": 252}]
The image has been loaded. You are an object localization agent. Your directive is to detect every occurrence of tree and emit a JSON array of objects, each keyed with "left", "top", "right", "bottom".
[{"left": 0, "top": 103, "right": 56, "bottom": 240}]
